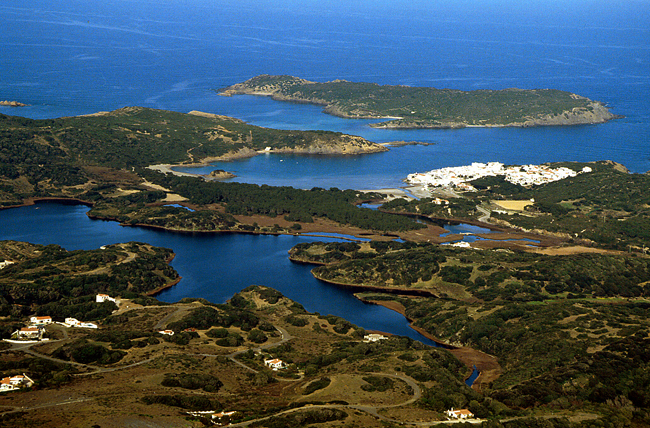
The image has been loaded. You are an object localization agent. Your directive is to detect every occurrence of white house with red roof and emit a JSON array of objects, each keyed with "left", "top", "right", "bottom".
[
  {"left": 264, "top": 358, "right": 286, "bottom": 370},
  {"left": 16, "top": 327, "right": 41, "bottom": 339},
  {"left": 29, "top": 316, "right": 52, "bottom": 325},
  {"left": 446, "top": 408, "right": 474, "bottom": 419},
  {"left": 0, "top": 374, "right": 34, "bottom": 392}
]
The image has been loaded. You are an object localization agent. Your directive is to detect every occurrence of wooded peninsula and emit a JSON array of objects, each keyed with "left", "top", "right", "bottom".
[{"left": 220, "top": 75, "right": 618, "bottom": 129}]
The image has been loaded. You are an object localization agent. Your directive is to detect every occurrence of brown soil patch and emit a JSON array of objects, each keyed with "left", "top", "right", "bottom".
[
  {"left": 494, "top": 200, "right": 534, "bottom": 211},
  {"left": 82, "top": 166, "right": 142, "bottom": 184},
  {"left": 532, "top": 246, "right": 624, "bottom": 256}
]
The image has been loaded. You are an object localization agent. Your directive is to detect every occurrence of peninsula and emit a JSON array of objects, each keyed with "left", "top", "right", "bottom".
[{"left": 220, "top": 75, "right": 618, "bottom": 128}]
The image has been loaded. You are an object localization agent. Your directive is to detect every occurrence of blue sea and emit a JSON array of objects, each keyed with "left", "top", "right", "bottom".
[{"left": 1, "top": 0, "right": 649, "bottom": 186}]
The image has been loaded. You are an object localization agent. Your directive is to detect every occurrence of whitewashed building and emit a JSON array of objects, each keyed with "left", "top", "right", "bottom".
[
  {"left": 96, "top": 294, "right": 116, "bottom": 303},
  {"left": 29, "top": 316, "right": 52, "bottom": 325},
  {"left": 17, "top": 327, "right": 41, "bottom": 339},
  {"left": 446, "top": 408, "right": 474, "bottom": 419},
  {"left": 364, "top": 333, "right": 388, "bottom": 342},
  {"left": 0, "top": 374, "right": 34, "bottom": 391},
  {"left": 264, "top": 358, "right": 286, "bottom": 370}
]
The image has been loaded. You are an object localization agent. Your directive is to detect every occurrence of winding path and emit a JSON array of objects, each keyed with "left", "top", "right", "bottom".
[{"left": 476, "top": 205, "right": 491, "bottom": 223}]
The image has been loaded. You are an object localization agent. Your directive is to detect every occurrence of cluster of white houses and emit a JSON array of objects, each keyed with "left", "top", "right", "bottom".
[
  {"left": 407, "top": 162, "right": 591, "bottom": 191},
  {"left": 9, "top": 293, "right": 119, "bottom": 342}
]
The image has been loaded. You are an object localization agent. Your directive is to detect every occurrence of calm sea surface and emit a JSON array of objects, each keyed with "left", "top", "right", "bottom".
[
  {"left": 1, "top": 1, "right": 649, "bottom": 341},
  {"left": 0, "top": 202, "right": 436, "bottom": 344}
]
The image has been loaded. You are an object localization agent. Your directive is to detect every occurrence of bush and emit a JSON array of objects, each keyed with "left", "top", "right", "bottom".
[
  {"left": 361, "top": 375, "right": 394, "bottom": 392},
  {"left": 303, "top": 377, "right": 331, "bottom": 395},
  {"left": 161, "top": 373, "right": 223, "bottom": 392},
  {"left": 206, "top": 328, "right": 229, "bottom": 338},
  {"left": 285, "top": 315, "right": 309, "bottom": 327}
]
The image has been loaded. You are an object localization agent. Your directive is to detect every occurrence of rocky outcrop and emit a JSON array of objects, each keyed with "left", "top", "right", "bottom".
[
  {"left": 0, "top": 100, "right": 28, "bottom": 107},
  {"left": 208, "top": 169, "right": 236, "bottom": 179}
]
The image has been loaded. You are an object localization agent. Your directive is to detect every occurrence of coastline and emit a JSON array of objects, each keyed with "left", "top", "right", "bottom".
[
  {"left": 0, "top": 197, "right": 94, "bottom": 211},
  {"left": 146, "top": 276, "right": 182, "bottom": 296},
  {"left": 309, "top": 269, "right": 440, "bottom": 298},
  {"left": 359, "top": 297, "right": 502, "bottom": 391}
]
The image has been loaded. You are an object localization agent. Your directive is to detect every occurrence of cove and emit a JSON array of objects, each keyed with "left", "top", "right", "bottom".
[{"left": 0, "top": 201, "right": 438, "bottom": 346}]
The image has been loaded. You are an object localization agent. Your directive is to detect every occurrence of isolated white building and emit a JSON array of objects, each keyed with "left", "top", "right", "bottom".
[
  {"left": 264, "top": 358, "right": 286, "bottom": 370},
  {"left": 0, "top": 260, "right": 14, "bottom": 269},
  {"left": 446, "top": 408, "right": 474, "bottom": 419},
  {"left": 364, "top": 333, "right": 388, "bottom": 343},
  {"left": 0, "top": 374, "right": 34, "bottom": 391},
  {"left": 96, "top": 294, "right": 116, "bottom": 303}
]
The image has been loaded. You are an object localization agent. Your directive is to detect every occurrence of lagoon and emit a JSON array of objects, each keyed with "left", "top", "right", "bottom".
[{"left": 0, "top": 202, "right": 438, "bottom": 345}]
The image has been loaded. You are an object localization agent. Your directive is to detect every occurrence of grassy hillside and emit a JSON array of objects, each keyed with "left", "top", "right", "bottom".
[{"left": 290, "top": 241, "right": 650, "bottom": 427}]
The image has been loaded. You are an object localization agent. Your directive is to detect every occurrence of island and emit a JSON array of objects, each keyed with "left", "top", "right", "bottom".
[{"left": 219, "top": 75, "right": 619, "bottom": 128}]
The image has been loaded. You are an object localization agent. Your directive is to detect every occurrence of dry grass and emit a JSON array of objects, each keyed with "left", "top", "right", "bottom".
[
  {"left": 297, "top": 374, "right": 412, "bottom": 406},
  {"left": 493, "top": 200, "right": 533, "bottom": 211}
]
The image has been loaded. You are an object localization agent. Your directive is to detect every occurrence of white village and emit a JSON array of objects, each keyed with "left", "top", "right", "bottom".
[{"left": 407, "top": 162, "right": 592, "bottom": 191}]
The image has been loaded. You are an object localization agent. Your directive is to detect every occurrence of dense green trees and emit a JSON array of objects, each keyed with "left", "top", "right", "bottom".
[
  {"left": 224, "top": 75, "right": 605, "bottom": 127},
  {"left": 294, "top": 241, "right": 650, "bottom": 299},
  {"left": 139, "top": 169, "right": 425, "bottom": 232},
  {"left": 0, "top": 241, "right": 178, "bottom": 321}
]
